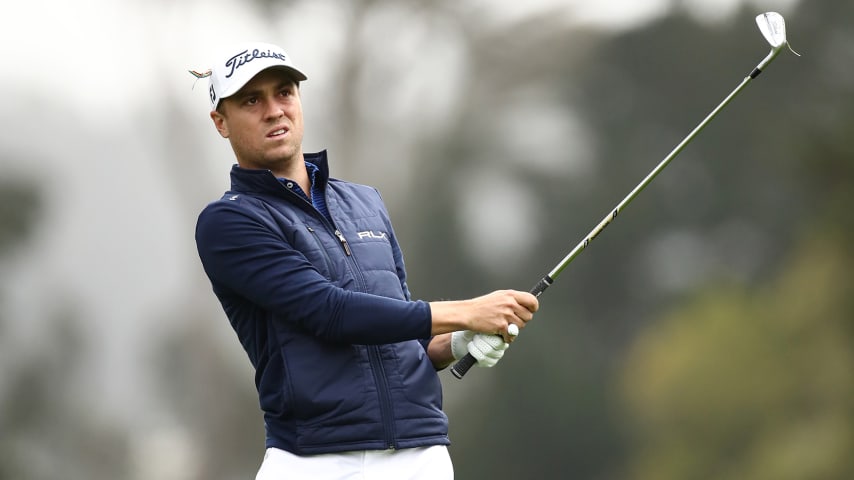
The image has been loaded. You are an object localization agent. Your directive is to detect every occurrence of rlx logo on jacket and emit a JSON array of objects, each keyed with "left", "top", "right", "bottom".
[{"left": 357, "top": 231, "right": 387, "bottom": 241}]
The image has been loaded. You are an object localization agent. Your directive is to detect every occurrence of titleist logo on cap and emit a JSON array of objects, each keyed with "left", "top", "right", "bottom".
[{"left": 224, "top": 48, "right": 288, "bottom": 78}]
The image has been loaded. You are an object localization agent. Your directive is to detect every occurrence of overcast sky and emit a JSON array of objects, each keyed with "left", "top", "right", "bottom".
[{"left": 2, "top": 0, "right": 798, "bottom": 120}]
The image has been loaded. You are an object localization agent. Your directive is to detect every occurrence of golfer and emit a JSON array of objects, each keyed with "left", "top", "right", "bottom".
[{"left": 194, "top": 42, "right": 538, "bottom": 479}]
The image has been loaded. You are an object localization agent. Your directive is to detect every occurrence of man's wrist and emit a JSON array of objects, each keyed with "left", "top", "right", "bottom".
[{"left": 428, "top": 300, "right": 472, "bottom": 335}]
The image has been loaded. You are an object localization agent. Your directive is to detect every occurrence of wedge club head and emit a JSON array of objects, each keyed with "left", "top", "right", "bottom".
[{"left": 756, "top": 12, "right": 800, "bottom": 55}]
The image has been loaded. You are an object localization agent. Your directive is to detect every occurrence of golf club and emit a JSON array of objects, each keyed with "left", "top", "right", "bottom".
[{"left": 451, "top": 11, "right": 799, "bottom": 379}]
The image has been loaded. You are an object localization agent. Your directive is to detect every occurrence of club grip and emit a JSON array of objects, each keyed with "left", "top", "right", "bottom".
[
  {"left": 450, "top": 352, "right": 477, "bottom": 379},
  {"left": 529, "top": 275, "right": 553, "bottom": 297},
  {"left": 450, "top": 275, "right": 554, "bottom": 380}
]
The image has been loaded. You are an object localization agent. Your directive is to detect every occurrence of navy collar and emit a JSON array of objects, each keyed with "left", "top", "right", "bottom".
[{"left": 229, "top": 150, "right": 331, "bottom": 195}]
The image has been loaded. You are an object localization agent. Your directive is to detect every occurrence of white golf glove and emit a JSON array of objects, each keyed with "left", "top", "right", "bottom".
[{"left": 450, "top": 330, "right": 509, "bottom": 368}]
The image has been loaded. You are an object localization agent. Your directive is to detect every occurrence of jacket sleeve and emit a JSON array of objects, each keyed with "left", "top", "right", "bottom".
[{"left": 195, "top": 200, "right": 432, "bottom": 344}]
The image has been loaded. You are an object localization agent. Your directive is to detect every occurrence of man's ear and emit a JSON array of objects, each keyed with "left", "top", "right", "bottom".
[{"left": 210, "top": 110, "right": 229, "bottom": 138}]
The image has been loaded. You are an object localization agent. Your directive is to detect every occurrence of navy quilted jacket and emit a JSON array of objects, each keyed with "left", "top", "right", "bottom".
[{"left": 195, "top": 151, "right": 449, "bottom": 454}]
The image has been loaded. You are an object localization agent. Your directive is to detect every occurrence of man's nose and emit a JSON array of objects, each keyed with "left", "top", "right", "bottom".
[{"left": 263, "top": 98, "right": 285, "bottom": 119}]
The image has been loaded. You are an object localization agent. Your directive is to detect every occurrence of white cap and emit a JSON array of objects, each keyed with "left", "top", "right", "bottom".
[{"left": 203, "top": 42, "right": 307, "bottom": 110}]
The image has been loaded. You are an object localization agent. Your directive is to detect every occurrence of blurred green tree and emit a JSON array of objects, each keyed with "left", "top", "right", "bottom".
[{"left": 621, "top": 231, "right": 854, "bottom": 479}]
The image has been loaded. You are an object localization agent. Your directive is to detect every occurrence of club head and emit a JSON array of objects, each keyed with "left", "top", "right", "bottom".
[{"left": 756, "top": 12, "right": 800, "bottom": 55}]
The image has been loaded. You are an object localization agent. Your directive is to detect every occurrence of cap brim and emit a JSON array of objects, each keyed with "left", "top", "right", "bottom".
[{"left": 218, "top": 64, "right": 308, "bottom": 102}]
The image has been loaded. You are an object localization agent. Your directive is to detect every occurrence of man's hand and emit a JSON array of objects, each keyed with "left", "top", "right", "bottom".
[
  {"left": 429, "top": 289, "right": 539, "bottom": 339},
  {"left": 427, "top": 289, "right": 537, "bottom": 369},
  {"left": 450, "top": 330, "right": 508, "bottom": 368}
]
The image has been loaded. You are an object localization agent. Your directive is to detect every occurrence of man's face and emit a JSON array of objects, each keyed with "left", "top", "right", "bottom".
[{"left": 210, "top": 68, "right": 304, "bottom": 172}]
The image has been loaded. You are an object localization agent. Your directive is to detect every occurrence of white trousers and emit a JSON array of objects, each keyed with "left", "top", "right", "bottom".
[{"left": 255, "top": 445, "right": 453, "bottom": 480}]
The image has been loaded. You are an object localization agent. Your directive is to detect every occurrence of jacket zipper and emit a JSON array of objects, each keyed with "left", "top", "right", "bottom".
[
  {"left": 328, "top": 224, "right": 393, "bottom": 448},
  {"left": 311, "top": 206, "right": 393, "bottom": 449},
  {"left": 334, "top": 230, "right": 352, "bottom": 256},
  {"left": 368, "top": 345, "right": 397, "bottom": 449}
]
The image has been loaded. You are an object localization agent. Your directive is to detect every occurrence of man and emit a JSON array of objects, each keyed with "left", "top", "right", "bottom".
[{"left": 194, "top": 42, "right": 538, "bottom": 479}]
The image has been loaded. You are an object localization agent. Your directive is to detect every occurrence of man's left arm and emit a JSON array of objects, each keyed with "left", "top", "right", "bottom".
[{"left": 426, "top": 334, "right": 455, "bottom": 369}]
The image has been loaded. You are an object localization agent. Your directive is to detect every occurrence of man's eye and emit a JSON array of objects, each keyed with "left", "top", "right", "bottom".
[{"left": 245, "top": 97, "right": 258, "bottom": 105}]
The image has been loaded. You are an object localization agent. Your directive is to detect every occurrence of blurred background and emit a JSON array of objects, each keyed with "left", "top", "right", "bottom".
[{"left": 2, "top": 0, "right": 852, "bottom": 478}]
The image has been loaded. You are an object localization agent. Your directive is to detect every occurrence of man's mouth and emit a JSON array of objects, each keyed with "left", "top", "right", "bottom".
[{"left": 268, "top": 128, "right": 288, "bottom": 138}]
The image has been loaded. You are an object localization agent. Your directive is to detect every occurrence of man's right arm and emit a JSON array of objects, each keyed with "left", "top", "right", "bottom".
[{"left": 196, "top": 203, "right": 537, "bottom": 348}]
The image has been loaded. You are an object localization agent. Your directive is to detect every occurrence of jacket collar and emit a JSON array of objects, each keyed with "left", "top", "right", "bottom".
[{"left": 229, "top": 150, "right": 331, "bottom": 195}]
